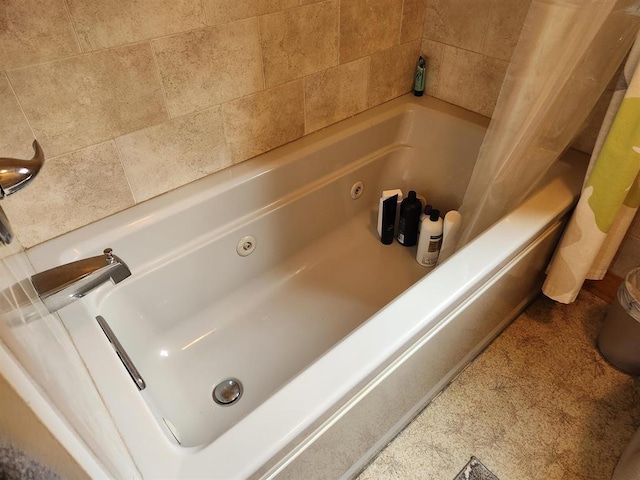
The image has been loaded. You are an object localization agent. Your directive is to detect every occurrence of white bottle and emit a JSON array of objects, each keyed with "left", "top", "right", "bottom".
[
  {"left": 416, "top": 209, "right": 443, "bottom": 267},
  {"left": 439, "top": 210, "right": 462, "bottom": 263}
]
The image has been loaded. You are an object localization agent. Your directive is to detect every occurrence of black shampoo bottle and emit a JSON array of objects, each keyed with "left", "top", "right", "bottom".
[
  {"left": 381, "top": 194, "right": 398, "bottom": 245},
  {"left": 397, "top": 190, "right": 422, "bottom": 246}
]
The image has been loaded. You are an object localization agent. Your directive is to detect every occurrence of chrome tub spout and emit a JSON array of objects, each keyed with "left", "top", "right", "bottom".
[{"left": 31, "top": 248, "right": 131, "bottom": 313}]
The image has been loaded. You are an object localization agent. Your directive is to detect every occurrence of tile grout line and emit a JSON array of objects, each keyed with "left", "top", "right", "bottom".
[
  {"left": 363, "top": 55, "right": 372, "bottom": 110},
  {"left": 201, "top": 0, "right": 209, "bottom": 25},
  {"left": 418, "top": 0, "right": 427, "bottom": 43},
  {"left": 18, "top": 138, "right": 121, "bottom": 163},
  {"left": 479, "top": 2, "right": 494, "bottom": 56},
  {"left": 60, "top": 0, "right": 84, "bottom": 53},
  {"left": 4, "top": 20, "right": 227, "bottom": 74},
  {"left": 256, "top": 17, "right": 268, "bottom": 91},
  {"left": 4, "top": 72, "right": 38, "bottom": 145},
  {"left": 216, "top": 106, "right": 234, "bottom": 165},
  {"left": 420, "top": 37, "right": 504, "bottom": 64},
  {"left": 112, "top": 139, "right": 139, "bottom": 204},
  {"left": 398, "top": 0, "right": 406, "bottom": 45},
  {"left": 302, "top": 76, "right": 308, "bottom": 135},
  {"left": 194, "top": 5, "right": 234, "bottom": 165},
  {"left": 337, "top": 0, "right": 341, "bottom": 65},
  {"left": 148, "top": 40, "right": 174, "bottom": 120}
]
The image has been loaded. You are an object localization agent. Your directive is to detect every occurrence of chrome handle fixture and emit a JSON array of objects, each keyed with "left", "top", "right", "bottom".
[
  {"left": 0, "top": 140, "right": 45, "bottom": 198},
  {"left": 31, "top": 248, "right": 131, "bottom": 313},
  {"left": 96, "top": 315, "right": 146, "bottom": 390},
  {"left": 0, "top": 140, "right": 45, "bottom": 245}
]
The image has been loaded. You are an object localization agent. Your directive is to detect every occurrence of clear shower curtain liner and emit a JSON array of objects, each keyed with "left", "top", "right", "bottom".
[
  {"left": 456, "top": 0, "right": 640, "bottom": 249},
  {"left": 0, "top": 238, "right": 140, "bottom": 477}
]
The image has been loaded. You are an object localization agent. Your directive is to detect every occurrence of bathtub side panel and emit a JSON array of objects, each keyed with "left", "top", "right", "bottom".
[{"left": 263, "top": 220, "right": 566, "bottom": 480}]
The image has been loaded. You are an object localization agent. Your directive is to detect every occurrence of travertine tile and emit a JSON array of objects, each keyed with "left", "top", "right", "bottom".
[
  {"left": 304, "top": 57, "right": 369, "bottom": 134},
  {"left": 204, "top": 0, "right": 298, "bottom": 25},
  {"left": 152, "top": 19, "right": 264, "bottom": 118},
  {"left": 0, "top": 0, "right": 79, "bottom": 70},
  {"left": 66, "top": 0, "right": 206, "bottom": 51},
  {"left": 420, "top": 39, "right": 446, "bottom": 97},
  {"left": 359, "top": 291, "right": 640, "bottom": 480},
  {"left": 3, "top": 142, "right": 134, "bottom": 247},
  {"left": 437, "top": 46, "right": 508, "bottom": 117},
  {"left": 0, "top": 74, "right": 34, "bottom": 160},
  {"left": 482, "top": 0, "right": 531, "bottom": 62},
  {"left": 423, "top": 0, "right": 492, "bottom": 54},
  {"left": 221, "top": 81, "right": 305, "bottom": 163},
  {"left": 260, "top": 1, "right": 339, "bottom": 87},
  {"left": 8, "top": 44, "right": 167, "bottom": 158},
  {"left": 340, "top": 0, "right": 403, "bottom": 63},
  {"left": 116, "top": 107, "right": 230, "bottom": 202},
  {"left": 401, "top": 0, "right": 427, "bottom": 43},
  {"left": 368, "top": 41, "right": 420, "bottom": 107}
]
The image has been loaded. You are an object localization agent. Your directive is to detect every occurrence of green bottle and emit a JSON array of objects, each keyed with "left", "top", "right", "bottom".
[{"left": 414, "top": 56, "right": 426, "bottom": 97}]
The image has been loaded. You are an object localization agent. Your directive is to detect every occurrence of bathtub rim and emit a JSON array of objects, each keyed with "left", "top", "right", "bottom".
[{"left": 19, "top": 94, "right": 586, "bottom": 479}]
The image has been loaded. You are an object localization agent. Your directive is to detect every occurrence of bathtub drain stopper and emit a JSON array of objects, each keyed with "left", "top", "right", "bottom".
[{"left": 213, "top": 378, "right": 243, "bottom": 406}]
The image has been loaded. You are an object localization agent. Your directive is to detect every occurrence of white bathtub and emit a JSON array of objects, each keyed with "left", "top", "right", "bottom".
[{"left": 27, "top": 95, "right": 586, "bottom": 479}]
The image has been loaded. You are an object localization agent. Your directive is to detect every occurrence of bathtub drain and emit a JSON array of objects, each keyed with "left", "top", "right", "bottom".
[{"left": 213, "top": 378, "right": 243, "bottom": 406}]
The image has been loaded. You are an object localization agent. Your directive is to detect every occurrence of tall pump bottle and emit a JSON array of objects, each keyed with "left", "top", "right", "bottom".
[
  {"left": 397, "top": 191, "right": 422, "bottom": 246},
  {"left": 416, "top": 209, "right": 443, "bottom": 267}
]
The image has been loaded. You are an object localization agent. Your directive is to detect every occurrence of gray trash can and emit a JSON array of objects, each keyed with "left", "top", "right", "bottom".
[{"left": 597, "top": 266, "right": 640, "bottom": 376}]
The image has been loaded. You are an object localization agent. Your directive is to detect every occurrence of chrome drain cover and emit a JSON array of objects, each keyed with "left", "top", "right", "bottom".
[{"left": 213, "top": 378, "right": 243, "bottom": 406}]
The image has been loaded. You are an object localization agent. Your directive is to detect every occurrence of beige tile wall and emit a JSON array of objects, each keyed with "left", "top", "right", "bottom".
[
  {"left": 0, "top": 0, "right": 426, "bottom": 247},
  {"left": 419, "top": 0, "right": 523, "bottom": 117},
  {"left": 0, "top": 0, "right": 618, "bottom": 251}
]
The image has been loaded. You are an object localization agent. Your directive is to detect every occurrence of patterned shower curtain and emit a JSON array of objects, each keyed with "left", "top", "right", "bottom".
[{"left": 543, "top": 38, "right": 640, "bottom": 304}]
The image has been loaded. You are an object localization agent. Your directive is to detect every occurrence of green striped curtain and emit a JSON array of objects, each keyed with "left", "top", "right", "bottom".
[{"left": 543, "top": 39, "right": 640, "bottom": 303}]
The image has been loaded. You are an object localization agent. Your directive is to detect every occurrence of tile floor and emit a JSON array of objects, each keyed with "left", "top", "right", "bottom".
[{"left": 357, "top": 290, "right": 640, "bottom": 480}]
